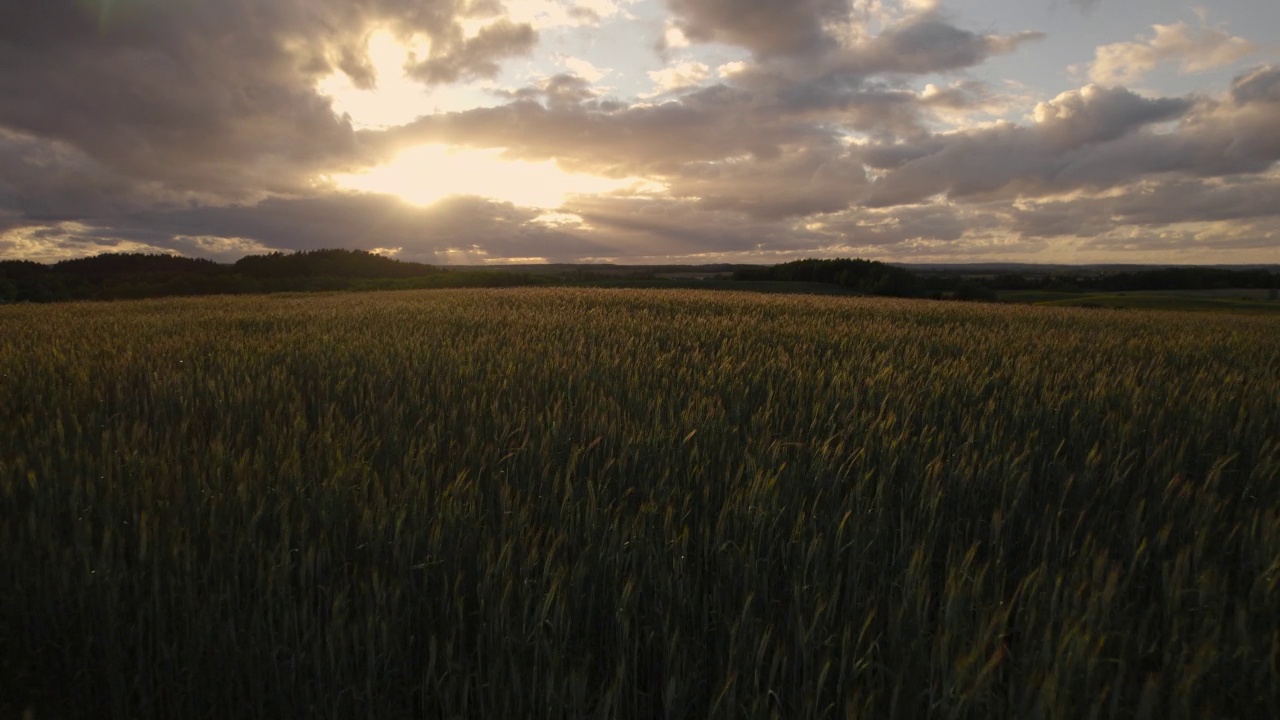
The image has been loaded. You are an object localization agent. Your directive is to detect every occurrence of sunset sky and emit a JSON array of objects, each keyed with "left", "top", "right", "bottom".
[{"left": 2, "top": 0, "right": 1278, "bottom": 265}]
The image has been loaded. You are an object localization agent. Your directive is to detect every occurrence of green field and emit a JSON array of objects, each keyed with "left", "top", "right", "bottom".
[{"left": 2, "top": 289, "right": 1278, "bottom": 719}]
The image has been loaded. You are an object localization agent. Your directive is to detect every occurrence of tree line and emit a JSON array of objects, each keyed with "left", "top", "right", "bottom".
[
  {"left": 0, "top": 249, "right": 536, "bottom": 303},
  {"left": 737, "top": 258, "right": 1280, "bottom": 300},
  {"left": 2, "top": 251, "right": 1277, "bottom": 303}
]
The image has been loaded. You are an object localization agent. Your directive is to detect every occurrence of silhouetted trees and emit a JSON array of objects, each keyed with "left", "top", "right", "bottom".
[
  {"left": 734, "top": 258, "right": 919, "bottom": 296},
  {"left": 970, "top": 267, "right": 1280, "bottom": 293},
  {"left": 54, "top": 253, "right": 222, "bottom": 279},
  {"left": 1093, "top": 267, "right": 1277, "bottom": 292},
  {"left": 233, "top": 249, "right": 441, "bottom": 280}
]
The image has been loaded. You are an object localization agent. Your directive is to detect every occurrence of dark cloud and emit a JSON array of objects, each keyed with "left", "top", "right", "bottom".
[
  {"left": 833, "top": 13, "right": 1044, "bottom": 76},
  {"left": 565, "top": 194, "right": 825, "bottom": 258},
  {"left": 663, "top": 2, "right": 1042, "bottom": 76},
  {"left": 0, "top": 0, "right": 535, "bottom": 201},
  {"left": 1230, "top": 65, "right": 1280, "bottom": 105},
  {"left": 390, "top": 87, "right": 823, "bottom": 176},
  {"left": 716, "top": 10, "right": 1043, "bottom": 94},
  {"left": 492, "top": 73, "right": 608, "bottom": 109},
  {"left": 1031, "top": 84, "right": 1191, "bottom": 150},
  {"left": 665, "top": 145, "right": 868, "bottom": 219},
  {"left": 8, "top": 191, "right": 608, "bottom": 264},
  {"left": 559, "top": 194, "right": 1021, "bottom": 262},
  {"left": 664, "top": 0, "right": 850, "bottom": 57},
  {"left": 0, "top": 127, "right": 217, "bottom": 226},
  {"left": 862, "top": 85, "right": 1196, "bottom": 206},
  {"left": 1012, "top": 176, "right": 1280, "bottom": 238},
  {"left": 406, "top": 20, "right": 537, "bottom": 84},
  {"left": 917, "top": 80, "right": 1001, "bottom": 111},
  {"left": 1073, "top": 221, "right": 1280, "bottom": 255},
  {"left": 1047, "top": 68, "right": 1280, "bottom": 180},
  {"left": 123, "top": 193, "right": 607, "bottom": 262}
]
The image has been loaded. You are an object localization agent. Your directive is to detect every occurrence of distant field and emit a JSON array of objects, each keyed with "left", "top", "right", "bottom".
[
  {"left": 1001, "top": 288, "right": 1280, "bottom": 312},
  {"left": 2, "top": 289, "right": 1278, "bottom": 719},
  {"left": 580, "top": 278, "right": 859, "bottom": 295},
  {"left": 1144, "top": 287, "right": 1276, "bottom": 299}
]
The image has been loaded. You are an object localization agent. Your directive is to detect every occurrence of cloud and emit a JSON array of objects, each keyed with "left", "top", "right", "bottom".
[
  {"left": 562, "top": 57, "right": 610, "bottom": 82},
  {"left": 1231, "top": 65, "right": 1280, "bottom": 104},
  {"left": 157, "top": 194, "right": 587, "bottom": 260},
  {"left": 392, "top": 7, "right": 1044, "bottom": 174},
  {"left": 0, "top": 221, "right": 191, "bottom": 263},
  {"left": 664, "top": 0, "right": 851, "bottom": 57},
  {"left": 841, "top": 65, "right": 1280, "bottom": 258},
  {"left": 1011, "top": 176, "right": 1280, "bottom": 239},
  {"left": 717, "top": 61, "right": 749, "bottom": 78},
  {"left": 389, "top": 70, "right": 955, "bottom": 190},
  {"left": 1083, "top": 20, "right": 1256, "bottom": 85},
  {"left": 663, "top": 20, "right": 691, "bottom": 49},
  {"left": 713, "top": 11, "right": 1043, "bottom": 111},
  {"left": 916, "top": 80, "right": 1026, "bottom": 124},
  {"left": 1, "top": 192, "right": 612, "bottom": 264},
  {"left": 644, "top": 61, "right": 712, "bottom": 96},
  {"left": 861, "top": 84, "right": 1195, "bottom": 206},
  {"left": 831, "top": 12, "right": 1044, "bottom": 77},
  {"left": 1030, "top": 84, "right": 1191, "bottom": 149},
  {"left": 389, "top": 84, "right": 814, "bottom": 176},
  {"left": 0, "top": 128, "right": 150, "bottom": 223},
  {"left": 405, "top": 20, "right": 538, "bottom": 84},
  {"left": 810, "top": 201, "right": 1016, "bottom": 255},
  {"left": 564, "top": 194, "right": 826, "bottom": 259},
  {"left": 663, "top": 145, "right": 868, "bottom": 218},
  {"left": 672, "top": 7, "right": 1043, "bottom": 81},
  {"left": 1063, "top": 66, "right": 1280, "bottom": 178}
]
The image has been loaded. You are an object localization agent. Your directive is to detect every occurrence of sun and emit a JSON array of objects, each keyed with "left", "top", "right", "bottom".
[{"left": 332, "top": 144, "right": 643, "bottom": 209}]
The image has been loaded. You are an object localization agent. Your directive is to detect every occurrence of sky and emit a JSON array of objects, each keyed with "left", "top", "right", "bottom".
[{"left": 2, "top": 0, "right": 1279, "bottom": 266}]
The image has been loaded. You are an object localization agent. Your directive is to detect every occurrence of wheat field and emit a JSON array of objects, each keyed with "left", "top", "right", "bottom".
[{"left": 2, "top": 288, "right": 1278, "bottom": 719}]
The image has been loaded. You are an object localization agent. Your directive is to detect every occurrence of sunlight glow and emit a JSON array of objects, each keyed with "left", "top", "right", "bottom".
[
  {"left": 331, "top": 145, "right": 641, "bottom": 209},
  {"left": 500, "top": 0, "right": 628, "bottom": 30},
  {"left": 533, "top": 211, "right": 586, "bottom": 226},
  {"left": 316, "top": 30, "right": 497, "bottom": 129},
  {"left": 0, "top": 222, "right": 169, "bottom": 262},
  {"left": 483, "top": 256, "right": 550, "bottom": 264}
]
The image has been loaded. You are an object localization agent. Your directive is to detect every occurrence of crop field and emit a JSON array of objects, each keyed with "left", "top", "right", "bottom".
[{"left": 2, "top": 288, "right": 1279, "bottom": 719}]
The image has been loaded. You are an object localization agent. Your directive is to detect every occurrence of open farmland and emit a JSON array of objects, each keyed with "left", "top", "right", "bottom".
[{"left": 2, "top": 288, "right": 1279, "bottom": 719}]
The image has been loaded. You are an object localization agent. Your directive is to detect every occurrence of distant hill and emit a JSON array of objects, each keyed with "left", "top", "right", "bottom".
[{"left": 0, "top": 249, "right": 457, "bottom": 302}]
